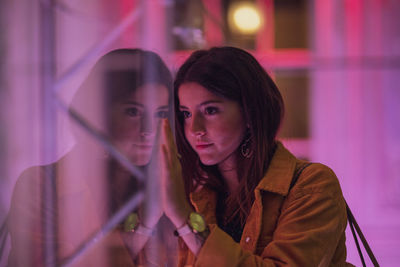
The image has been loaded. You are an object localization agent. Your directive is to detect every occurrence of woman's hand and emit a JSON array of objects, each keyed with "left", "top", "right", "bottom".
[
  {"left": 141, "top": 169, "right": 163, "bottom": 228},
  {"left": 160, "top": 118, "right": 193, "bottom": 228}
]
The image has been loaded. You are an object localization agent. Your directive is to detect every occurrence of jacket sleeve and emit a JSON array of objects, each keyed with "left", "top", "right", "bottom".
[{"left": 194, "top": 164, "right": 348, "bottom": 267}]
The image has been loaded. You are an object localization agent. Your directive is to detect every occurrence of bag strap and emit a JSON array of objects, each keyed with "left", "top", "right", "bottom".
[
  {"left": 290, "top": 163, "right": 379, "bottom": 267},
  {"left": 346, "top": 202, "right": 380, "bottom": 267}
]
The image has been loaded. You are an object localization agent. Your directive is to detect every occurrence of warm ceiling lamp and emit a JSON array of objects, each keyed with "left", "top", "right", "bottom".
[{"left": 228, "top": 2, "right": 262, "bottom": 35}]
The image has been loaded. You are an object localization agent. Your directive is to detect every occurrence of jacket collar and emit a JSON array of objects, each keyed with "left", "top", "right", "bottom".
[{"left": 255, "top": 142, "right": 297, "bottom": 196}]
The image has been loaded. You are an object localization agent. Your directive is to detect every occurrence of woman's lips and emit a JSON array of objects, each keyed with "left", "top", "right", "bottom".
[
  {"left": 195, "top": 143, "right": 213, "bottom": 150},
  {"left": 134, "top": 143, "right": 153, "bottom": 149}
]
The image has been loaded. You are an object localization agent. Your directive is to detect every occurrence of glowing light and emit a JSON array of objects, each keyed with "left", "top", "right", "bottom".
[{"left": 228, "top": 3, "right": 262, "bottom": 34}]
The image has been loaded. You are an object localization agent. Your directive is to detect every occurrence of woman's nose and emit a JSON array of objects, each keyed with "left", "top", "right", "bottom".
[
  {"left": 189, "top": 113, "right": 206, "bottom": 137},
  {"left": 140, "top": 114, "right": 156, "bottom": 137}
]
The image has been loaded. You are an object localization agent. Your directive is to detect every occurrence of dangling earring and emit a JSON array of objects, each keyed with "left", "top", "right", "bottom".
[{"left": 241, "top": 133, "right": 253, "bottom": 158}]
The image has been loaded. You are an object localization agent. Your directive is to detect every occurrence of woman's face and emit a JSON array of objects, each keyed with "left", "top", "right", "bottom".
[
  {"left": 110, "top": 83, "right": 169, "bottom": 166},
  {"left": 178, "top": 82, "right": 246, "bottom": 168}
]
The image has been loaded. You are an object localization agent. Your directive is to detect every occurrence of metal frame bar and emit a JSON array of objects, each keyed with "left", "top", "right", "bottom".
[
  {"left": 53, "top": 6, "right": 142, "bottom": 93},
  {"left": 56, "top": 99, "right": 145, "bottom": 181},
  {"left": 60, "top": 192, "right": 144, "bottom": 267},
  {"left": 40, "top": 1, "right": 58, "bottom": 266}
]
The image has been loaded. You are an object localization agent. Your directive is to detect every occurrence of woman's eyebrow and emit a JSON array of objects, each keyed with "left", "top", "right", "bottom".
[
  {"left": 122, "top": 101, "right": 143, "bottom": 107},
  {"left": 122, "top": 102, "right": 169, "bottom": 110},
  {"left": 199, "top": 100, "right": 223, "bottom": 106},
  {"left": 179, "top": 100, "right": 223, "bottom": 110},
  {"left": 156, "top": 105, "right": 169, "bottom": 110}
]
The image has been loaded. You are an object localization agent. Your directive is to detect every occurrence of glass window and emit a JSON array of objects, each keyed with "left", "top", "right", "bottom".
[{"left": 275, "top": 70, "right": 310, "bottom": 138}]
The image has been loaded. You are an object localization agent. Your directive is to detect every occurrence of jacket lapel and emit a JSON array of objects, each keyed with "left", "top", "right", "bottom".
[
  {"left": 240, "top": 142, "right": 298, "bottom": 252},
  {"left": 188, "top": 143, "right": 298, "bottom": 254}
]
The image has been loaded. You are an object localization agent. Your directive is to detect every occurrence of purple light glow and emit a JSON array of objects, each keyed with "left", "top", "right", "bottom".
[{"left": 1, "top": 0, "right": 399, "bottom": 266}]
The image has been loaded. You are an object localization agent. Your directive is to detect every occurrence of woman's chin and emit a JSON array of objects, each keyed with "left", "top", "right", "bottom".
[
  {"left": 125, "top": 151, "right": 152, "bottom": 167},
  {"left": 198, "top": 156, "right": 218, "bottom": 166},
  {"left": 131, "top": 156, "right": 151, "bottom": 166}
]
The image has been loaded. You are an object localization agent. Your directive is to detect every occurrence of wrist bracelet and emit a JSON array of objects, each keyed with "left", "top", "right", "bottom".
[
  {"left": 174, "top": 224, "right": 192, "bottom": 237},
  {"left": 173, "top": 212, "right": 209, "bottom": 240},
  {"left": 132, "top": 224, "right": 154, "bottom": 237}
]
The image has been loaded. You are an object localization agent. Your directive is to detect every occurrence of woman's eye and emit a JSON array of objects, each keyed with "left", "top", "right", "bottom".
[
  {"left": 155, "top": 110, "right": 169, "bottom": 118},
  {"left": 204, "top": 106, "right": 219, "bottom": 115},
  {"left": 180, "top": 110, "right": 191, "bottom": 119},
  {"left": 125, "top": 107, "right": 140, "bottom": 117}
]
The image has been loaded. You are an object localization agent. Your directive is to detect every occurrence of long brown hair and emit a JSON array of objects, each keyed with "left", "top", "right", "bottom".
[{"left": 174, "top": 47, "right": 284, "bottom": 226}]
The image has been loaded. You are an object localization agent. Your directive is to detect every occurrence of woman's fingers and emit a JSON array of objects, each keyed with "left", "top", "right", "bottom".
[
  {"left": 160, "top": 119, "right": 183, "bottom": 187},
  {"left": 160, "top": 144, "right": 170, "bottom": 174},
  {"left": 161, "top": 119, "right": 179, "bottom": 159},
  {"left": 158, "top": 120, "right": 191, "bottom": 228}
]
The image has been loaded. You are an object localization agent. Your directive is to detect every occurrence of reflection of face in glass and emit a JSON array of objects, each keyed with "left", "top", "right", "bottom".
[
  {"left": 70, "top": 49, "right": 172, "bottom": 169},
  {"left": 110, "top": 83, "right": 169, "bottom": 166},
  {"left": 178, "top": 82, "right": 246, "bottom": 167}
]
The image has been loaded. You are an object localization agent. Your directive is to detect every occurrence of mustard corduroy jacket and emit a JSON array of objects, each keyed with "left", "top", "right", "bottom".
[{"left": 179, "top": 142, "right": 349, "bottom": 267}]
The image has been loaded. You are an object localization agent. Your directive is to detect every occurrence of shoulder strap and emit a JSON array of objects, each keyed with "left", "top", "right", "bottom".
[
  {"left": 289, "top": 162, "right": 312, "bottom": 190},
  {"left": 289, "top": 162, "right": 379, "bottom": 267}
]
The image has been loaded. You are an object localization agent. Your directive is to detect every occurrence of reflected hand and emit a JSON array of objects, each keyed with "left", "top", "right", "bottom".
[{"left": 141, "top": 122, "right": 164, "bottom": 229}]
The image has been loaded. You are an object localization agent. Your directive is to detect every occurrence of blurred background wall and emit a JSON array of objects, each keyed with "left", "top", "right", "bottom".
[{"left": 1, "top": 0, "right": 399, "bottom": 266}]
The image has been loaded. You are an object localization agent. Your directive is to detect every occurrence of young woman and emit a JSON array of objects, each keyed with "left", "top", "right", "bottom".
[
  {"left": 8, "top": 48, "right": 175, "bottom": 266},
  {"left": 159, "top": 46, "right": 349, "bottom": 266}
]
